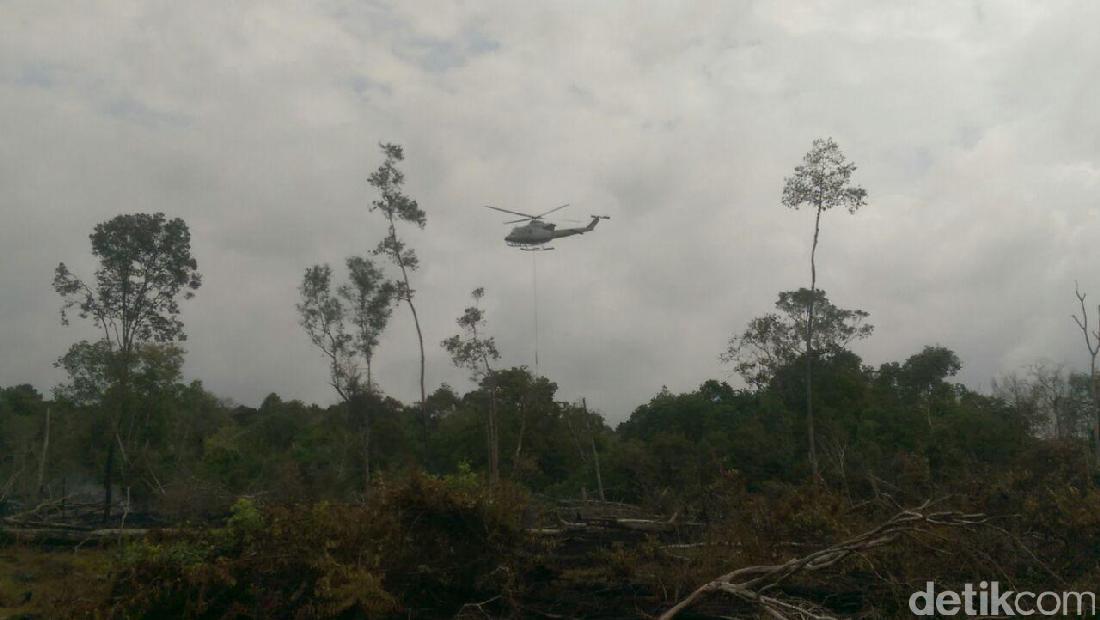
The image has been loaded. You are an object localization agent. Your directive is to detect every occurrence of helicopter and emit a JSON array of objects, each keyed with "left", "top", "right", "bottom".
[{"left": 485, "top": 204, "right": 610, "bottom": 250}]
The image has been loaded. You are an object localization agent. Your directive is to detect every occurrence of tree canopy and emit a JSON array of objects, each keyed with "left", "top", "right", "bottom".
[
  {"left": 53, "top": 213, "right": 201, "bottom": 351},
  {"left": 723, "top": 288, "right": 873, "bottom": 388}
]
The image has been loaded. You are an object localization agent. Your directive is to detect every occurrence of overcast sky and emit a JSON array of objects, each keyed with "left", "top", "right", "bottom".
[{"left": 3, "top": 2, "right": 1100, "bottom": 422}]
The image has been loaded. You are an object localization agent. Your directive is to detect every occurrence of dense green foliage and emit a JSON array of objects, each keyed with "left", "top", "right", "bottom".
[{"left": 1, "top": 343, "right": 1089, "bottom": 519}]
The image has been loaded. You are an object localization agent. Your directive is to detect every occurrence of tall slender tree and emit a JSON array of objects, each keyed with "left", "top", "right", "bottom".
[
  {"left": 299, "top": 265, "right": 359, "bottom": 401},
  {"left": 781, "top": 138, "right": 867, "bottom": 480},
  {"left": 368, "top": 143, "right": 429, "bottom": 424},
  {"left": 339, "top": 256, "right": 397, "bottom": 393},
  {"left": 53, "top": 213, "right": 201, "bottom": 520},
  {"left": 442, "top": 287, "right": 501, "bottom": 483},
  {"left": 299, "top": 257, "right": 394, "bottom": 490}
]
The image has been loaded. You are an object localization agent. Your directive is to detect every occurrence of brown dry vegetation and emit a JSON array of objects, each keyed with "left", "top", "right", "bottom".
[
  {"left": 3, "top": 448, "right": 1099, "bottom": 619},
  {"left": 0, "top": 546, "right": 113, "bottom": 618}
]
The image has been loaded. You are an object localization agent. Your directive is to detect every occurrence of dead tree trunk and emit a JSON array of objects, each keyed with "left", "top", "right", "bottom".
[
  {"left": 582, "top": 399, "right": 605, "bottom": 501},
  {"left": 480, "top": 363, "right": 499, "bottom": 484},
  {"left": 805, "top": 204, "right": 823, "bottom": 482},
  {"left": 513, "top": 400, "right": 527, "bottom": 473},
  {"left": 1072, "top": 282, "right": 1100, "bottom": 467},
  {"left": 103, "top": 440, "right": 115, "bottom": 523},
  {"left": 36, "top": 407, "right": 50, "bottom": 498},
  {"left": 361, "top": 399, "right": 371, "bottom": 492}
]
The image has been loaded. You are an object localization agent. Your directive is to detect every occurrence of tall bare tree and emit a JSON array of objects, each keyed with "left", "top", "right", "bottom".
[
  {"left": 1072, "top": 281, "right": 1100, "bottom": 464},
  {"left": 442, "top": 287, "right": 501, "bottom": 483},
  {"left": 994, "top": 362, "right": 1090, "bottom": 440},
  {"left": 53, "top": 213, "right": 201, "bottom": 520},
  {"left": 369, "top": 143, "right": 429, "bottom": 424},
  {"left": 781, "top": 138, "right": 867, "bottom": 480},
  {"left": 1027, "top": 362, "right": 1071, "bottom": 439}
]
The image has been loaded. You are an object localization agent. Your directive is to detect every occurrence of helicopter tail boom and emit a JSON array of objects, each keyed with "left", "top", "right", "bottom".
[{"left": 547, "top": 215, "right": 610, "bottom": 240}]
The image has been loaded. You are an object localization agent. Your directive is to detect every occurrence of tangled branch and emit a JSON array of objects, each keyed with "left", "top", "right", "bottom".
[{"left": 658, "top": 500, "right": 989, "bottom": 620}]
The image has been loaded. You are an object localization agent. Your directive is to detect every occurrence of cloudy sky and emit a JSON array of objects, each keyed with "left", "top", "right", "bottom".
[{"left": 3, "top": 1, "right": 1100, "bottom": 422}]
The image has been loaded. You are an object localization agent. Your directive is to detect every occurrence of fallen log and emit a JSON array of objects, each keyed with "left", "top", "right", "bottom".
[
  {"left": 3, "top": 517, "right": 94, "bottom": 531},
  {"left": 4, "top": 527, "right": 175, "bottom": 547},
  {"left": 590, "top": 517, "right": 702, "bottom": 533}
]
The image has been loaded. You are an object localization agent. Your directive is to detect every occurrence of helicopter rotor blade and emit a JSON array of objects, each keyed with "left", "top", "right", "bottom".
[
  {"left": 534, "top": 203, "right": 570, "bottom": 219},
  {"left": 503, "top": 217, "right": 532, "bottom": 224},
  {"left": 484, "top": 205, "right": 537, "bottom": 219}
]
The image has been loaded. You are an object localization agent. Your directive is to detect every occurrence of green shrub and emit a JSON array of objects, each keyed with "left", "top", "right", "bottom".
[{"left": 101, "top": 472, "right": 529, "bottom": 618}]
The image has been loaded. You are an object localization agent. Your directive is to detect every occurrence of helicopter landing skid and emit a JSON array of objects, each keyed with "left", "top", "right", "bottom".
[{"left": 508, "top": 242, "right": 555, "bottom": 251}]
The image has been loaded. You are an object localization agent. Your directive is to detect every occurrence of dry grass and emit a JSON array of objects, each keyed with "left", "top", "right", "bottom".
[{"left": 0, "top": 545, "right": 113, "bottom": 618}]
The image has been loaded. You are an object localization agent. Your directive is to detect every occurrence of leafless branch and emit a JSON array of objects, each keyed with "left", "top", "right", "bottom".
[
  {"left": 0, "top": 460, "right": 27, "bottom": 504},
  {"left": 658, "top": 500, "right": 989, "bottom": 620}
]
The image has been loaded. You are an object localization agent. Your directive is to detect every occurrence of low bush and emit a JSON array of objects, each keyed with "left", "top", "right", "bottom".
[{"left": 102, "top": 473, "right": 529, "bottom": 618}]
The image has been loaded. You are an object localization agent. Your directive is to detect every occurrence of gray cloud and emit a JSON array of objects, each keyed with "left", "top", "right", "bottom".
[{"left": 3, "top": 2, "right": 1100, "bottom": 421}]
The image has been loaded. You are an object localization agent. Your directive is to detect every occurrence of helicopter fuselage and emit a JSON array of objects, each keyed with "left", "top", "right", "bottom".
[
  {"left": 505, "top": 217, "right": 603, "bottom": 246},
  {"left": 505, "top": 221, "right": 556, "bottom": 245}
]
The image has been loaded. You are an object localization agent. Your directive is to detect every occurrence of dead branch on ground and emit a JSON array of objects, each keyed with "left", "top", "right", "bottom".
[{"left": 658, "top": 500, "right": 989, "bottom": 620}]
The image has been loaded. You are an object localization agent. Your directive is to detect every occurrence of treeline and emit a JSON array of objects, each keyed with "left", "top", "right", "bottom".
[
  {"left": 1, "top": 337, "right": 1093, "bottom": 519},
  {"left": 0, "top": 365, "right": 612, "bottom": 515}
]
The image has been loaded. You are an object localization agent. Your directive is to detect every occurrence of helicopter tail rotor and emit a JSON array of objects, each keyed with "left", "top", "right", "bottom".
[{"left": 584, "top": 215, "right": 610, "bottom": 231}]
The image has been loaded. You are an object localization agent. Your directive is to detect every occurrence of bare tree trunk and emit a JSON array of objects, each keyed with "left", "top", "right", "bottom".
[
  {"left": 490, "top": 393, "right": 499, "bottom": 483},
  {"left": 406, "top": 296, "right": 427, "bottom": 420},
  {"left": 361, "top": 400, "right": 371, "bottom": 493},
  {"left": 583, "top": 399, "right": 605, "bottom": 501},
  {"left": 104, "top": 354, "right": 132, "bottom": 523},
  {"left": 805, "top": 205, "right": 823, "bottom": 482},
  {"left": 0, "top": 456, "right": 26, "bottom": 505},
  {"left": 362, "top": 431, "right": 371, "bottom": 492},
  {"left": 475, "top": 344, "right": 500, "bottom": 484},
  {"left": 36, "top": 407, "right": 50, "bottom": 498},
  {"left": 924, "top": 391, "right": 934, "bottom": 432},
  {"left": 1089, "top": 353, "right": 1100, "bottom": 465},
  {"left": 389, "top": 222, "right": 428, "bottom": 429},
  {"left": 1092, "top": 357, "right": 1100, "bottom": 465},
  {"left": 1072, "top": 283, "right": 1100, "bottom": 468},
  {"left": 1054, "top": 395, "right": 1064, "bottom": 440},
  {"left": 513, "top": 400, "right": 527, "bottom": 473},
  {"left": 487, "top": 376, "right": 500, "bottom": 483},
  {"left": 103, "top": 440, "right": 115, "bottom": 523}
]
